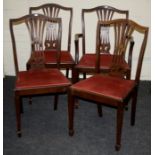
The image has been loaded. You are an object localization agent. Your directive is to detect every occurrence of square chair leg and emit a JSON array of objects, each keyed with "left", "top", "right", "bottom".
[
  {"left": 15, "top": 93, "right": 22, "bottom": 137},
  {"left": 115, "top": 104, "right": 124, "bottom": 151},
  {"left": 68, "top": 91, "right": 75, "bottom": 136}
]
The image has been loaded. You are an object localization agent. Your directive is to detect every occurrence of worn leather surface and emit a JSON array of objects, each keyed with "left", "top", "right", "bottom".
[
  {"left": 76, "top": 54, "right": 129, "bottom": 70},
  {"left": 44, "top": 51, "right": 74, "bottom": 64},
  {"left": 71, "top": 74, "right": 136, "bottom": 101},
  {"left": 16, "top": 68, "right": 71, "bottom": 90}
]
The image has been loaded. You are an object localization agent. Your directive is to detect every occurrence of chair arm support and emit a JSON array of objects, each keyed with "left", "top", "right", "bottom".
[
  {"left": 74, "top": 33, "right": 83, "bottom": 64},
  {"left": 128, "top": 36, "right": 135, "bottom": 69}
]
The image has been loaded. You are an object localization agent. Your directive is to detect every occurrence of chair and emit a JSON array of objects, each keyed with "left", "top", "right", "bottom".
[
  {"left": 73, "top": 5, "right": 132, "bottom": 83},
  {"left": 10, "top": 14, "right": 71, "bottom": 137},
  {"left": 68, "top": 19, "right": 148, "bottom": 150},
  {"left": 27, "top": 3, "right": 74, "bottom": 78}
]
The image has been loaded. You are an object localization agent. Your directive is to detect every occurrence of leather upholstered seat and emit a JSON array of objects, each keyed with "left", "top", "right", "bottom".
[
  {"left": 16, "top": 69, "right": 71, "bottom": 91},
  {"left": 71, "top": 74, "right": 136, "bottom": 103}
]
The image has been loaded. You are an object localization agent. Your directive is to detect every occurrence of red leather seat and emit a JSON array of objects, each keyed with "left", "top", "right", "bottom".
[
  {"left": 16, "top": 69, "right": 71, "bottom": 90},
  {"left": 71, "top": 74, "right": 136, "bottom": 103}
]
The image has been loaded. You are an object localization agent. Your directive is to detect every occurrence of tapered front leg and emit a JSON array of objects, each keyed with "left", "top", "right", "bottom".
[
  {"left": 68, "top": 90, "right": 75, "bottom": 136},
  {"left": 27, "top": 62, "right": 32, "bottom": 106},
  {"left": 20, "top": 97, "right": 23, "bottom": 114},
  {"left": 15, "top": 92, "right": 22, "bottom": 137},
  {"left": 72, "top": 68, "right": 79, "bottom": 108},
  {"left": 115, "top": 104, "right": 124, "bottom": 151},
  {"left": 131, "top": 87, "right": 138, "bottom": 126}
]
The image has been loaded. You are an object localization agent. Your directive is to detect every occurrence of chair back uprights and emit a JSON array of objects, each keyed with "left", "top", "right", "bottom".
[
  {"left": 82, "top": 6, "right": 129, "bottom": 55},
  {"left": 10, "top": 14, "right": 62, "bottom": 74},
  {"left": 96, "top": 19, "right": 148, "bottom": 81},
  {"left": 29, "top": 3, "right": 73, "bottom": 52}
]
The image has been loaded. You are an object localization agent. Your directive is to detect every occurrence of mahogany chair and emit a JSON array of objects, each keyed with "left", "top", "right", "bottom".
[
  {"left": 27, "top": 3, "right": 74, "bottom": 78},
  {"left": 10, "top": 14, "right": 71, "bottom": 137},
  {"left": 68, "top": 19, "right": 148, "bottom": 151},
  {"left": 74, "top": 5, "right": 132, "bottom": 83}
]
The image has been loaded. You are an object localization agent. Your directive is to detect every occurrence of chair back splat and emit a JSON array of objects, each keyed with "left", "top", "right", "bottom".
[
  {"left": 29, "top": 3, "right": 73, "bottom": 52},
  {"left": 10, "top": 14, "right": 62, "bottom": 71},
  {"left": 96, "top": 19, "right": 148, "bottom": 81},
  {"left": 28, "top": 4, "right": 74, "bottom": 78},
  {"left": 82, "top": 6, "right": 129, "bottom": 55}
]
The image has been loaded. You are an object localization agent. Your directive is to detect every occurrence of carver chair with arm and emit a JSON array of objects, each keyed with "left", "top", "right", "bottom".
[
  {"left": 68, "top": 19, "right": 148, "bottom": 151},
  {"left": 73, "top": 5, "right": 133, "bottom": 83},
  {"left": 10, "top": 14, "right": 71, "bottom": 137}
]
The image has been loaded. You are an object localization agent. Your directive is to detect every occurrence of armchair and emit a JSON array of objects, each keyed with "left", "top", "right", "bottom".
[{"left": 74, "top": 5, "right": 132, "bottom": 83}]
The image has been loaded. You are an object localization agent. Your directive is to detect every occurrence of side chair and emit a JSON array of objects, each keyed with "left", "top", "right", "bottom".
[
  {"left": 10, "top": 14, "right": 71, "bottom": 137},
  {"left": 68, "top": 19, "right": 148, "bottom": 151}
]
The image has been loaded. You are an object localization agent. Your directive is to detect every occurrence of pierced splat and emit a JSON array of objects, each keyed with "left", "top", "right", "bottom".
[
  {"left": 25, "top": 14, "right": 47, "bottom": 52},
  {"left": 29, "top": 4, "right": 73, "bottom": 52},
  {"left": 96, "top": 7, "right": 115, "bottom": 21},
  {"left": 24, "top": 14, "right": 49, "bottom": 69},
  {"left": 95, "top": 6, "right": 128, "bottom": 54},
  {"left": 96, "top": 8, "right": 115, "bottom": 53},
  {"left": 10, "top": 14, "right": 53, "bottom": 73},
  {"left": 44, "top": 18, "right": 62, "bottom": 51},
  {"left": 113, "top": 22, "right": 134, "bottom": 56},
  {"left": 30, "top": 5, "right": 62, "bottom": 51},
  {"left": 28, "top": 4, "right": 73, "bottom": 77},
  {"left": 25, "top": 15, "right": 62, "bottom": 69},
  {"left": 25, "top": 14, "right": 53, "bottom": 69},
  {"left": 97, "top": 19, "right": 135, "bottom": 78},
  {"left": 42, "top": 6, "right": 60, "bottom": 18},
  {"left": 41, "top": 6, "right": 62, "bottom": 50},
  {"left": 112, "top": 22, "right": 134, "bottom": 78},
  {"left": 99, "top": 25, "right": 111, "bottom": 53}
]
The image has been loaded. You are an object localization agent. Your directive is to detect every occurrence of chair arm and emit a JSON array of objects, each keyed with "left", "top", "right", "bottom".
[{"left": 74, "top": 33, "right": 83, "bottom": 64}]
